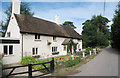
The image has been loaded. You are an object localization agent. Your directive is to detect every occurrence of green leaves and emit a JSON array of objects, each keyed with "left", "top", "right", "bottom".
[
  {"left": 63, "top": 57, "right": 81, "bottom": 67},
  {"left": 1, "top": 2, "right": 34, "bottom": 37},
  {"left": 62, "top": 21, "right": 76, "bottom": 29},
  {"left": 111, "top": 1, "right": 120, "bottom": 49},
  {"left": 82, "top": 15, "right": 110, "bottom": 47}
]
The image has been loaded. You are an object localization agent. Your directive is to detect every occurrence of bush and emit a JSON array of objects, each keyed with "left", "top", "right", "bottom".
[
  {"left": 63, "top": 57, "right": 81, "bottom": 67},
  {"left": 33, "top": 59, "right": 52, "bottom": 73},
  {"left": 21, "top": 56, "right": 36, "bottom": 65}
]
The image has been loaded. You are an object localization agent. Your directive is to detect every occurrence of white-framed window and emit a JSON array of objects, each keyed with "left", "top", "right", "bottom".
[
  {"left": 35, "top": 34, "right": 40, "bottom": 39},
  {"left": 52, "top": 47, "right": 57, "bottom": 52},
  {"left": 32, "top": 48, "right": 38, "bottom": 55},
  {"left": 4, "top": 45, "right": 13, "bottom": 55},
  {"left": 53, "top": 36, "right": 56, "bottom": 41},
  {"left": 7, "top": 32, "right": 11, "bottom": 37},
  {"left": 63, "top": 45, "right": 67, "bottom": 51}
]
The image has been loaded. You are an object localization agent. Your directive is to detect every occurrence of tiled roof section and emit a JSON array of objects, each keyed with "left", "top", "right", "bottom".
[{"left": 14, "top": 14, "right": 82, "bottom": 39}]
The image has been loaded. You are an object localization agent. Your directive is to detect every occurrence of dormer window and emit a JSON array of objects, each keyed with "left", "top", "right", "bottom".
[
  {"left": 35, "top": 34, "right": 40, "bottom": 39},
  {"left": 7, "top": 32, "right": 11, "bottom": 37}
]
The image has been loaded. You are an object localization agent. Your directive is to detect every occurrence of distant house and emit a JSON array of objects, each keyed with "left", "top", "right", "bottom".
[{"left": 0, "top": 0, "right": 82, "bottom": 65}]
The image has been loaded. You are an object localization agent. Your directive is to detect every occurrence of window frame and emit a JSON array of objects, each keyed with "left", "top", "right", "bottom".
[
  {"left": 7, "top": 32, "right": 11, "bottom": 37},
  {"left": 63, "top": 45, "right": 67, "bottom": 51},
  {"left": 53, "top": 36, "right": 56, "bottom": 41},
  {"left": 35, "top": 34, "right": 41, "bottom": 40},
  {"left": 32, "top": 47, "right": 39, "bottom": 56},
  {"left": 52, "top": 47, "right": 57, "bottom": 53},
  {"left": 3, "top": 45, "right": 13, "bottom": 56}
]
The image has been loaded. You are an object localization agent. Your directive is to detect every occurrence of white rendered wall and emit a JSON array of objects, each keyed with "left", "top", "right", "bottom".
[
  {"left": 73, "top": 39, "right": 82, "bottom": 51},
  {"left": 0, "top": 43, "right": 21, "bottom": 65},
  {"left": 22, "top": 34, "right": 82, "bottom": 58},
  {"left": 22, "top": 34, "right": 68, "bottom": 58},
  {"left": 5, "top": 14, "right": 21, "bottom": 38}
]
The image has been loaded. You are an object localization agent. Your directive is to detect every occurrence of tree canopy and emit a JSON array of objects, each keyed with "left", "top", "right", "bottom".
[
  {"left": 82, "top": 15, "right": 110, "bottom": 48},
  {"left": 111, "top": 1, "right": 120, "bottom": 49},
  {"left": 62, "top": 21, "right": 76, "bottom": 29},
  {"left": 1, "top": 2, "right": 34, "bottom": 37}
]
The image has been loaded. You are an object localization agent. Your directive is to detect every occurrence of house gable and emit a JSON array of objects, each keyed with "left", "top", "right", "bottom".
[{"left": 5, "top": 14, "right": 21, "bottom": 38}]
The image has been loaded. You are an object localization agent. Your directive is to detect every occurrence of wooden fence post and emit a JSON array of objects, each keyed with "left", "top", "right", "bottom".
[
  {"left": 50, "top": 57, "right": 54, "bottom": 73},
  {"left": 28, "top": 64, "right": 32, "bottom": 78}
]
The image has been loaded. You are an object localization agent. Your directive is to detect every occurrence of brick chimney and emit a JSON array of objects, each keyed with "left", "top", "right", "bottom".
[{"left": 12, "top": 0, "right": 20, "bottom": 14}]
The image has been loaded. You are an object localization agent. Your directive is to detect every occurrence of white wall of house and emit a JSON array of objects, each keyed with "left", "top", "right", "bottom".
[
  {"left": 0, "top": 43, "right": 21, "bottom": 65},
  {"left": 5, "top": 14, "right": 20, "bottom": 38},
  {"left": 22, "top": 34, "right": 83, "bottom": 59},
  {"left": 22, "top": 34, "right": 68, "bottom": 58}
]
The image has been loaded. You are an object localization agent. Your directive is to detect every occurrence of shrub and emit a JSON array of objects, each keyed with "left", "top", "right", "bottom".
[
  {"left": 21, "top": 56, "right": 36, "bottom": 65},
  {"left": 33, "top": 59, "right": 51, "bottom": 73},
  {"left": 63, "top": 57, "right": 81, "bottom": 67}
]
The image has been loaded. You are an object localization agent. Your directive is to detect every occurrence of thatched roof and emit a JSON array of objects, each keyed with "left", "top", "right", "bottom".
[{"left": 14, "top": 14, "right": 82, "bottom": 39}]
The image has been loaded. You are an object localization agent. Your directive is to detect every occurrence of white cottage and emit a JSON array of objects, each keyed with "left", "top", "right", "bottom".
[{"left": 1, "top": 0, "right": 82, "bottom": 65}]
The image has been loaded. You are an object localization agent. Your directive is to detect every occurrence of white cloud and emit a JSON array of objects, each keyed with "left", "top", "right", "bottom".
[{"left": 32, "top": 2, "right": 117, "bottom": 34}]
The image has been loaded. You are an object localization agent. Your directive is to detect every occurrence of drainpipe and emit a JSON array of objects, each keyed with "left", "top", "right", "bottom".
[{"left": 21, "top": 33, "right": 23, "bottom": 58}]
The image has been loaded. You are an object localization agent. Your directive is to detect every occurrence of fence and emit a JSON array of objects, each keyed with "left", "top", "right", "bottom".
[{"left": 2, "top": 58, "right": 54, "bottom": 78}]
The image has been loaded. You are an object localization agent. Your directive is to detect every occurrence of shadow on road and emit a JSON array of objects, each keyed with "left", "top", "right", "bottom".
[{"left": 104, "top": 46, "right": 120, "bottom": 55}]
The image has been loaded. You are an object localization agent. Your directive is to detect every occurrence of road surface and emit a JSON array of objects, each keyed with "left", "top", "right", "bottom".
[{"left": 69, "top": 46, "right": 118, "bottom": 76}]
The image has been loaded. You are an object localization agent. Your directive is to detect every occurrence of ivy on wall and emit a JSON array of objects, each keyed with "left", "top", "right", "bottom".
[{"left": 67, "top": 40, "right": 77, "bottom": 53}]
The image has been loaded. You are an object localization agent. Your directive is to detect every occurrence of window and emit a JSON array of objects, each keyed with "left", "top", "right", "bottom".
[
  {"left": 4, "top": 45, "right": 13, "bottom": 55},
  {"left": 53, "top": 36, "right": 56, "bottom": 41},
  {"left": 35, "top": 34, "right": 40, "bottom": 39},
  {"left": 7, "top": 32, "right": 11, "bottom": 37},
  {"left": 9, "top": 45, "right": 13, "bottom": 54},
  {"left": 63, "top": 45, "right": 66, "bottom": 51},
  {"left": 4, "top": 46, "right": 7, "bottom": 55},
  {"left": 52, "top": 47, "right": 57, "bottom": 52},
  {"left": 32, "top": 48, "right": 38, "bottom": 55}
]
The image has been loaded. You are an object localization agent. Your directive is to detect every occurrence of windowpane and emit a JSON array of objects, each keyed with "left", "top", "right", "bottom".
[
  {"left": 64, "top": 45, "right": 66, "bottom": 51},
  {"left": 7, "top": 32, "right": 10, "bottom": 37},
  {"left": 56, "top": 47, "right": 57, "bottom": 51},
  {"left": 53, "top": 37, "right": 56, "bottom": 40},
  {"left": 38, "top": 34, "right": 40, "bottom": 39},
  {"left": 36, "top": 48, "right": 38, "bottom": 54},
  {"left": 35, "top": 34, "right": 37, "bottom": 39},
  {"left": 9, "top": 45, "right": 13, "bottom": 54},
  {"left": 4, "top": 46, "right": 7, "bottom": 55},
  {"left": 32, "top": 48, "right": 35, "bottom": 55}
]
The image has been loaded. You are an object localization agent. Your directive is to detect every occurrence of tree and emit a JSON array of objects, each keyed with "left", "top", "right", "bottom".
[
  {"left": 1, "top": 2, "right": 34, "bottom": 37},
  {"left": 82, "top": 15, "right": 110, "bottom": 47},
  {"left": 111, "top": 1, "right": 120, "bottom": 49},
  {"left": 62, "top": 21, "right": 76, "bottom": 29}
]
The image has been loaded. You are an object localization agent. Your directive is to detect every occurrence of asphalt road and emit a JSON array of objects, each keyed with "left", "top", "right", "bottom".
[{"left": 69, "top": 46, "right": 118, "bottom": 76}]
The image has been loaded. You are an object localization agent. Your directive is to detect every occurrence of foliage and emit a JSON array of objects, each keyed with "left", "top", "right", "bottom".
[
  {"left": 1, "top": 2, "right": 34, "bottom": 37},
  {"left": 73, "top": 43, "right": 77, "bottom": 53},
  {"left": 111, "top": 1, "right": 120, "bottom": 49},
  {"left": 63, "top": 57, "right": 81, "bottom": 67},
  {"left": 33, "top": 59, "right": 51, "bottom": 73},
  {"left": 21, "top": 56, "right": 36, "bottom": 65},
  {"left": 86, "top": 47, "right": 93, "bottom": 52},
  {"left": 62, "top": 21, "right": 76, "bottom": 29},
  {"left": 82, "top": 15, "right": 110, "bottom": 48},
  {"left": 67, "top": 42, "right": 71, "bottom": 53}
]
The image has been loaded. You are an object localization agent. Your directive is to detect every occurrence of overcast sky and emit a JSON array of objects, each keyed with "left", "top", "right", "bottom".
[{"left": 0, "top": 0, "right": 119, "bottom": 34}]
